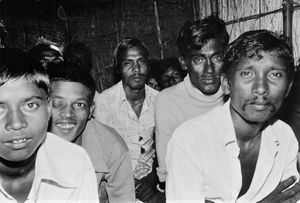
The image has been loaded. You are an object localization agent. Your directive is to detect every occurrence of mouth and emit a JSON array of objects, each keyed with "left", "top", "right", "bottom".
[
  {"left": 55, "top": 121, "right": 76, "bottom": 131},
  {"left": 4, "top": 137, "right": 32, "bottom": 150},
  {"left": 249, "top": 100, "right": 271, "bottom": 111}
]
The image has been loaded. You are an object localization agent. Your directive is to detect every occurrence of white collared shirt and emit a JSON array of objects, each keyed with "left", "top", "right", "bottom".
[
  {"left": 166, "top": 100, "right": 299, "bottom": 203},
  {"left": 0, "top": 133, "right": 99, "bottom": 203},
  {"left": 93, "top": 81, "right": 158, "bottom": 179}
]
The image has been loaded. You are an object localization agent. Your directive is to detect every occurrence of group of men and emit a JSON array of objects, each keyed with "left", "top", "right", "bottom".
[{"left": 0, "top": 14, "right": 300, "bottom": 203}]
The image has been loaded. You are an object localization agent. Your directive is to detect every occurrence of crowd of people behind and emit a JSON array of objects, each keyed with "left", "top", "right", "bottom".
[{"left": 1, "top": 14, "right": 300, "bottom": 203}]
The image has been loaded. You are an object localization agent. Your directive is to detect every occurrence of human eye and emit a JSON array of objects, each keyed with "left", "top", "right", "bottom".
[
  {"left": 51, "top": 99, "right": 63, "bottom": 108},
  {"left": 73, "top": 102, "right": 87, "bottom": 109},
  {"left": 23, "top": 102, "right": 40, "bottom": 111},
  {"left": 0, "top": 104, "right": 6, "bottom": 114},
  {"left": 138, "top": 58, "right": 147, "bottom": 65},
  {"left": 240, "top": 71, "right": 254, "bottom": 78},
  {"left": 268, "top": 71, "right": 284, "bottom": 79},
  {"left": 192, "top": 56, "right": 205, "bottom": 64},
  {"left": 121, "top": 60, "right": 133, "bottom": 68},
  {"left": 212, "top": 55, "right": 223, "bottom": 63}
]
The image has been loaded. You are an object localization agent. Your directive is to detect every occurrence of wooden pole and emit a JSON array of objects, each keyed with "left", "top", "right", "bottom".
[
  {"left": 210, "top": 0, "right": 219, "bottom": 17},
  {"left": 282, "top": 0, "right": 293, "bottom": 48},
  {"left": 154, "top": 0, "right": 164, "bottom": 59}
]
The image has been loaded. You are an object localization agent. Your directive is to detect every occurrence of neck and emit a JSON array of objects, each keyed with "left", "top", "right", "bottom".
[
  {"left": 0, "top": 149, "right": 38, "bottom": 179},
  {"left": 122, "top": 82, "right": 146, "bottom": 103},
  {"left": 230, "top": 105, "right": 264, "bottom": 144}
]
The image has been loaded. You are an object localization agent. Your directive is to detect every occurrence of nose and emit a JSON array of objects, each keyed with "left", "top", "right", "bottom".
[
  {"left": 6, "top": 109, "right": 27, "bottom": 131},
  {"left": 253, "top": 76, "right": 269, "bottom": 95},
  {"left": 205, "top": 59, "right": 214, "bottom": 73},
  {"left": 60, "top": 105, "right": 75, "bottom": 118},
  {"left": 132, "top": 62, "right": 141, "bottom": 73}
]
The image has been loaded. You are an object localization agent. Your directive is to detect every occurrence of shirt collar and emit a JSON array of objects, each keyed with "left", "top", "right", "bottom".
[
  {"left": 184, "top": 74, "right": 224, "bottom": 102},
  {"left": 218, "top": 100, "right": 280, "bottom": 155},
  {"left": 118, "top": 80, "right": 156, "bottom": 108},
  {"left": 34, "top": 133, "right": 77, "bottom": 188}
]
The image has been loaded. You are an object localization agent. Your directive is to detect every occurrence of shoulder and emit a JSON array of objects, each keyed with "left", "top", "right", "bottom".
[
  {"left": 44, "top": 133, "right": 91, "bottom": 161},
  {"left": 171, "top": 105, "right": 223, "bottom": 145},
  {"left": 155, "top": 82, "right": 185, "bottom": 106},
  {"left": 270, "top": 120, "right": 297, "bottom": 142},
  {"left": 94, "top": 82, "right": 120, "bottom": 102},
  {"left": 86, "top": 119, "right": 129, "bottom": 152}
]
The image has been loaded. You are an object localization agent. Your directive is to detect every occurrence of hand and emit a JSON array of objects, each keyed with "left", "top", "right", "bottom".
[
  {"left": 259, "top": 176, "right": 300, "bottom": 203},
  {"left": 135, "top": 179, "right": 155, "bottom": 202}
]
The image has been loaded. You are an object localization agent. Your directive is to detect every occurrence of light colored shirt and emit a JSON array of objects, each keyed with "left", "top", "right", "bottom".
[
  {"left": 155, "top": 75, "right": 224, "bottom": 181},
  {"left": 94, "top": 81, "right": 158, "bottom": 180},
  {"left": 81, "top": 118, "right": 135, "bottom": 203},
  {"left": 166, "top": 101, "right": 299, "bottom": 203},
  {"left": 0, "top": 133, "right": 99, "bottom": 203}
]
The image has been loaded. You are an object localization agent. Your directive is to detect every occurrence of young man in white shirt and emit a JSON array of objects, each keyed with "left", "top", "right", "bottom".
[
  {"left": 167, "top": 30, "right": 300, "bottom": 202},
  {"left": 0, "top": 48, "right": 98, "bottom": 202}
]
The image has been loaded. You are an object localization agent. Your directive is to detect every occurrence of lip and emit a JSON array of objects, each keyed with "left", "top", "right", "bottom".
[
  {"left": 3, "top": 137, "right": 32, "bottom": 150},
  {"left": 55, "top": 121, "right": 77, "bottom": 131}
]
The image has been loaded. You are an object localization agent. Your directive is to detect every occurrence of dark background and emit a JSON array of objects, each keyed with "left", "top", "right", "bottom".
[{"left": 0, "top": 0, "right": 194, "bottom": 91}]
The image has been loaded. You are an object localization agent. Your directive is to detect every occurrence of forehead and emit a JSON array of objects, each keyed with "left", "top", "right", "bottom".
[
  {"left": 40, "top": 50, "right": 60, "bottom": 58},
  {"left": 235, "top": 50, "right": 289, "bottom": 72},
  {"left": 189, "top": 38, "right": 225, "bottom": 57},
  {"left": 122, "top": 46, "right": 147, "bottom": 60},
  {"left": 0, "top": 78, "right": 47, "bottom": 100},
  {"left": 51, "top": 81, "right": 90, "bottom": 100}
]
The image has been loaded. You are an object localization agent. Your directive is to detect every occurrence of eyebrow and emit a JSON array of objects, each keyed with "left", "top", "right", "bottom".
[{"left": 23, "top": 96, "right": 44, "bottom": 102}]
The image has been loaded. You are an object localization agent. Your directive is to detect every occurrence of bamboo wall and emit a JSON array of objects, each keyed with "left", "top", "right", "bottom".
[
  {"left": 199, "top": 0, "right": 300, "bottom": 62},
  {"left": 1, "top": 0, "right": 300, "bottom": 91}
]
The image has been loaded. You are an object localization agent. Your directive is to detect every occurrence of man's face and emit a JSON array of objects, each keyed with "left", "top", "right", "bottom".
[
  {"left": 160, "top": 67, "right": 183, "bottom": 89},
  {"left": 223, "top": 50, "right": 292, "bottom": 123},
  {"left": 183, "top": 38, "right": 225, "bottom": 95},
  {"left": 120, "top": 46, "right": 149, "bottom": 90},
  {"left": 0, "top": 78, "right": 50, "bottom": 162},
  {"left": 50, "top": 81, "right": 93, "bottom": 142},
  {"left": 40, "top": 50, "right": 62, "bottom": 69}
]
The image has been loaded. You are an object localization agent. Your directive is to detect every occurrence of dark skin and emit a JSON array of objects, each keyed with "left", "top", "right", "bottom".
[
  {"left": 222, "top": 51, "right": 300, "bottom": 202},
  {"left": 0, "top": 150, "right": 37, "bottom": 203},
  {"left": 123, "top": 86, "right": 145, "bottom": 118}
]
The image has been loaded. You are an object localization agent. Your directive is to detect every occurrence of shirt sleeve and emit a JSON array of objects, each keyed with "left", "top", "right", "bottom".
[
  {"left": 166, "top": 134, "right": 205, "bottom": 202},
  {"left": 76, "top": 151, "right": 100, "bottom": 203},
  {"left": 106, "top": 150, "right": 136, "bottom": 203},
  {"left": 155, "top": 93, "right": 179, "bottom": 182}
]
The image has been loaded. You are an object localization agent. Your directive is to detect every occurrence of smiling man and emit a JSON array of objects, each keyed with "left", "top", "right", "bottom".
[
  {"left": 166, "top": 30, "right": 300, "bottom": 202},
  {"left": 47, "top": 62, "right": 135, "bottom": 203},
  {"left": 93, "top": 38, "right": 163, "bottom": 202},
  {"left": 0, "top": 48, "right": 98, "bottom": 202}
]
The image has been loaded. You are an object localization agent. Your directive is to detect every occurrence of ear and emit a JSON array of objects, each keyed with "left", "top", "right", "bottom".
[
  {"left": 88, "top": 101, "right": 95, "bottom": 120},
  {"left": 221, "top": 74, "right": 231, "bottom": 95},
  {"left": 178, "top": 56, "right": 187, "bottom": 70}
]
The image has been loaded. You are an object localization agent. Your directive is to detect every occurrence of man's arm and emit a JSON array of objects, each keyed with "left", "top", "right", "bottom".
[
  {"left": 155, "top": 93, "right": 179, "bottom": 182},
  {"left": 106, "top": 151, "right": 136, "bottom": 203},
  {"left": 166, "top": 137, "right": 205, "bottom": 202}
]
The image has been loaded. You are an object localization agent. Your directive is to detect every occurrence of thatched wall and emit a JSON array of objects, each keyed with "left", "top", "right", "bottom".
[{"left": 1, "top": 0, "right": 300, "bottom": 91}]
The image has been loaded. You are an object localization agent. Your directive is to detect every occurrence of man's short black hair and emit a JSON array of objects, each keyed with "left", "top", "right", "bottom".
[
  {"left": 0, "top": 48, "right": 50, "bottom": 95},
  {"left": 113, "top": 37, "right": 150, "bottom": 80},
  {"left": 47, "top": 62, "right": 96, "bottom": 105},
  {"left": 222, "top": 30, "right": 295, "bottom": 82},
  {"left": 64, "top": 41, "right": 93, "bottom": 71},
  {"left": 177, "top": 15, "right": 229, "bottom": 57}
]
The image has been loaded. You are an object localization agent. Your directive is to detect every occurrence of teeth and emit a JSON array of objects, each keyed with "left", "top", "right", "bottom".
[
  {"left": 12, "top": 139, "right": 26, "bottom": 143},
  {"left": 57, "top": 123, "right": 75, "bottom": 129}
]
